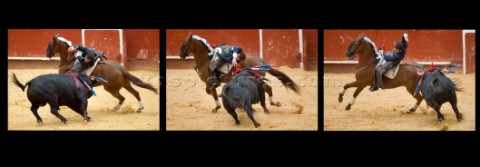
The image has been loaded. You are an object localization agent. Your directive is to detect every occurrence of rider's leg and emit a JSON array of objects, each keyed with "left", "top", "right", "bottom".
[
  {"left": 376, "top": 61, "right": 395, "bottom": 89},
  {"left": 208, "top": 55, "right": 223, "bottom": 88},
  {"left": 70, "top": 61, "right": 83, "bottom": 73}
]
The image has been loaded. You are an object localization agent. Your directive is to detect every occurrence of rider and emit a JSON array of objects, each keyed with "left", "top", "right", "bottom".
[
  {"left": 207, "top": 45, "right": 247, "bottom": 88},
  {"left": 68, "top": 45, "right": 97, "bottom": 73},
  {"left": 370, "top": 33, "right": 409, "bottom": 91}
]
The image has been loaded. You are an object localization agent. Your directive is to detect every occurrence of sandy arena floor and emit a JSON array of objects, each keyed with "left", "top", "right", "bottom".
[
  {"left": 324, "top": 72, "right": 475, "bottom": 131},
  {"left": 167, "top": 66, "right": 318, "bottom": 130}
]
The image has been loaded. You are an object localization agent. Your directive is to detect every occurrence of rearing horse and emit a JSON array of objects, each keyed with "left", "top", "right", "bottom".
[
  {"left": 339, "top": 33, "right": 424, "bottom": 112},
  {"left": 179, "top": 33, "right": 300, "bottom": 112},
  {"left": 46, "top": 36, "right": 158, "bottom": 112}
]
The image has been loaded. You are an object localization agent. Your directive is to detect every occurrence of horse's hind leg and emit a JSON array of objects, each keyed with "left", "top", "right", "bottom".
[
  {"left": 263, "top": 83, "right": 281, "bottom": 107},
  {"left": 259, "top": 88, "right": 269, "bottom": 114},
  {"left": 30, "top": 103, "right": 42, "bottom": 125},
  {"left": 123, "top": 83, "right": 143, "bottom": 113},
  {"left": 105, "top": 86, "right": 125, "bottom": 112},
  {"left": 405, "top": 86, "right": 423, "bottom": 113},
  {"left": 345, "top": 86, "right": 365, "bottom": 111},
  {"left": 210, "top": 86, "right": 221, "bottom": 113}
]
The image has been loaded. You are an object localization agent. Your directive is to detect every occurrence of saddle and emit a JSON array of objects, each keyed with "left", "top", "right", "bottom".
[
  {"left": 377, "top": 56, "right": 400, "bottom": 79},
  {"left": 84, "top": 58, "right": 102, "bottom": 76}
]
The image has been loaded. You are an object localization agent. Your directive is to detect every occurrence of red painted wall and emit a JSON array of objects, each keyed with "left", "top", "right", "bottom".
[
  {"left": 466, "top": 33, "right": 475, "bottom": 73},
  {"left": 166, "top": 29, "right": 318, "bottom": 69},
  {"left": 324, "top": 30, "right": 464, "bottom": 63},
  {"left": 304, "top": 29, "right": 318, "bottom": 70},
  {"left": 8, "top": 29, "right": 159, "bottom": 70},
  {"left": 8, "top": 29, "right": 82, "bottom": 57}
]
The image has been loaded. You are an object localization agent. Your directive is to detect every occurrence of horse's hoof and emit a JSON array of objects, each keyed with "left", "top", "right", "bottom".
[
  {"left": 338, "top": 94, "right": 343, "bottom": 102},
  {"left": 212, "top": 105, "right": 221, "bottom": 113},
  {"left": 408, "top": 108, "right": 416, "bottom": 113},
  {"left": 254, "top": 123, "right": 261, "bottom": 128},
  {"left": 137, "top": 106, "right": 144, "bottom": 113},
  {"left": 113, "top": 104, "right": 122, "bottom": 112},
  {"left": 37, "top": 120, "right": 43, "bottom": 126},
  {"left": 345, "top": 104, "right": 351, "bottom": 111},
  {"left": 62, "top": 120, "right": 68, "bottom": 124}
]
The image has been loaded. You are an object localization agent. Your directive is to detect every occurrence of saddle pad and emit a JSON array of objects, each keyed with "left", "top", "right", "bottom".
[{"left": 378, "top": 58, "right": 400, "bottom": 79}]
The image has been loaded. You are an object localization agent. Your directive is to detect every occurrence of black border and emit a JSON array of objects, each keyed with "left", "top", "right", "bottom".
[{"left": 2, "top": 14, "right": 479, "bottom": 147}]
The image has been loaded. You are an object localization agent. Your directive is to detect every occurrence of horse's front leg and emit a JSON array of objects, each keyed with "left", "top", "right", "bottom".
[
  {"left": 339, "top": 80, "right": 361, "bottom": 102},
  {"left": 345, "top": 87, "right": 365, "bottom": 111}
]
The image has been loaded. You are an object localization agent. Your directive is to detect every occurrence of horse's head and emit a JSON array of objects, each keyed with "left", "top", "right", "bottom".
[
  {"left": 46, "top": 35, "right": 67, "bottom": 59},
  {"left": 179, "top": 32, "right": 193, "bottom": 59},
  {"left": 345, "top": 33, "right": 366, "bottom": 59}
]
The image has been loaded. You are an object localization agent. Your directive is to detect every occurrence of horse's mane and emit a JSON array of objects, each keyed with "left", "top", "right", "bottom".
[
  {"left": 192, "top": 35, "right": 214, "bottom": 55},
  {"left": 362, "top": 37, "right": 379, "bottom": 54},
  {"left": 56, "top": 37, "right": 72, "bottom": 47}
]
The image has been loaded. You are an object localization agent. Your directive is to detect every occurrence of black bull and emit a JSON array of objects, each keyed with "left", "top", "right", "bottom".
[
  {"left": 221, "top": 71, "right": 269, "bottom": 128},
  {"left": 10, "top": 73, "right": 94, "bottom": 125},
  {"left": 420, "top": 69, "right": 463, "bottom": 124}
]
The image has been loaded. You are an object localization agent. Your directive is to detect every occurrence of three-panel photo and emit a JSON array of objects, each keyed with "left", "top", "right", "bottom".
[{"left": 6, "top": 29, "right": 475, "bottom": 131}]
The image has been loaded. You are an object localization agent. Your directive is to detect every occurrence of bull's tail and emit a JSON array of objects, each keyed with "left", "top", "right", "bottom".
[
  {"left": 10, "top": 73, "right": 30, "bottom": 92},
  {"left": 266, "top": 68, "right": 301, "bottom": 95},
  {"left": 101, "top": 61, "right": 158, "bottom": 94}
]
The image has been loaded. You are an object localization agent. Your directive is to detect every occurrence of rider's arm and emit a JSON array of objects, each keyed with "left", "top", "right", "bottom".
[
  {"left": 77, "top": 57, "right": 91, "bottom": 67},
  {"left": 76, "top": 46, "right": 91, "bottom": 53},
  {"left": 402, "top": 33, "right": 408, "bottom": 49}
]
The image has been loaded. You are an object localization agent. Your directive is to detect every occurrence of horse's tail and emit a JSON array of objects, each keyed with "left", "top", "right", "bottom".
[
  {"left": 266, "top": 68, "right": 301, "bottom": 95},
  {"left": 101, "top": 62, "right": 158, "bottom": 94},
  {"left": 10, "top": 73, "right": 30, "bottom": 92},
  {"left": 123, "top": 71, "right": 158, "bottom": 94}
]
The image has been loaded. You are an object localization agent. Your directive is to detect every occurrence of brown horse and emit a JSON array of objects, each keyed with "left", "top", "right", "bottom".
[
  {"left": 179, "top": 33, "right": 300, "bottom": 112},
  {"left": 46, "top": 36, "right": 157, "bottom": 112},
  {"left": 340, "top": 33, "right": 424, "bottom": 112}
]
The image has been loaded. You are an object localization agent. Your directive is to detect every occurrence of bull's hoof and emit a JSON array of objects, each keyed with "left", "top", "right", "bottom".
[
  {"left": 345, "top": 104, "right": 351, "bottom": 111},
  {"left": 264, "top": 109, "right": 270, "bottom": 115},
  {"left": 137, "top": 106, "right": 144, "bottom": 113},
  {"left": 37, "top": 120, "right": 43, "bottom": 126},
  {"left": 338, "top": 94, "right": 343, "bottom": 102},
  {"left": 235, "top": 121, "right": 241, "bottom": 125},
  {"left": 457, "top": 113, "right": 464, "bottom": 122},
  {"left": 212, "top": 105, "right": 221, "bottom": 113},
  {"left": 254, "top": 123, "right": 261, "bottom": 128},
  {"left": 408, "top": 108, "right": 416, "bottom": 113},
  {"left": 62, "top": 120, "right": 68, "bottom": 124}
]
